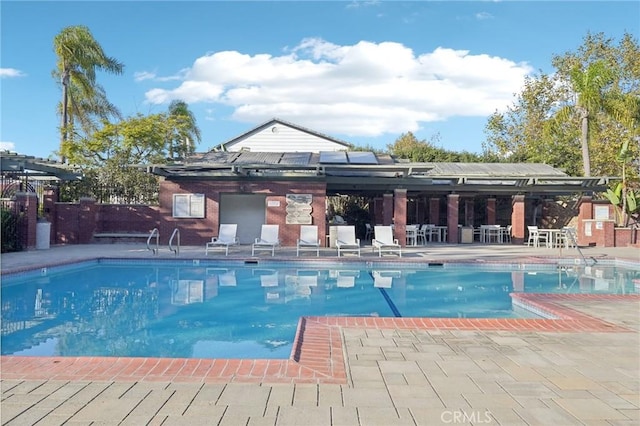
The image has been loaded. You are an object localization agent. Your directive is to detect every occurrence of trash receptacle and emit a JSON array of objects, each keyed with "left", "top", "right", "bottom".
[
  {"left": 460, "top": 227, "right": 473, "bottom": 244},
  {"left": 36, "top": 221, "right": 51, "bottom": 250}
]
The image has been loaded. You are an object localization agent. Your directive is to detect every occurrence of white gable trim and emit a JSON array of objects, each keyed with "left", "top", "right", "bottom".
[{"left": 216, "top": 118, "right": 351, "bottom": 153}]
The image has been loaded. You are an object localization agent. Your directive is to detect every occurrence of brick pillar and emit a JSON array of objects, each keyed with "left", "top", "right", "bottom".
[
  {"left": 393, "top": 189, "right": 407, "bottom": 247},
  {"left": 373, "top": 197, "right": 384, "bottom": 225},
  {"left": 465, "top": 199, "right": 475, "bottom": 226},
  {"left": 78, "top": 197, "right": 97, "bottom": 244},
  {"left": 487, "top": 198, "right": 496, "bottom": 225},
  {"left": 429, "top": 197, "right": 440, "bottom": 225},
  {"left": 511, "top": 195, "right": 525, "bottom": 244},
  {"left": 15, "top": 192, "right": 38, "bottom": 249},
  {"left": 447, "top": 194, "right": 459, "bottom": 243},
  {"left": 577, "top": 196, "right": 593, "bottom": 246},
  {"left": 383, "top": 193, "right": 393, "bottom": 226},
  {"left": 43, "top": 186, "right": 58, "bottom": 245}
]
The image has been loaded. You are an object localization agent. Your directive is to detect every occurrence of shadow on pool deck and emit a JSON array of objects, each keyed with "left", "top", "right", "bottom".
[{"left": 1, "top": 243, "right": 639, "bottom": 425}]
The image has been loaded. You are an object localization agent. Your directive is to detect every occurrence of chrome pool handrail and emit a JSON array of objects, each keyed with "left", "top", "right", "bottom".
[{"left": 147, "top": 228, "right": 159, "bottom": 255}]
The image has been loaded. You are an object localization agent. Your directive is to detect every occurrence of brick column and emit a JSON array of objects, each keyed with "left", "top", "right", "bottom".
[
  {"left": 78, "top": 197, "right": 97, "bottom": 244},
  {"left": 577, "top": 196, "right": 593, "bottom": 246},
  {"left": 43, "top": 186, "right": 58, "bottom": 245},
  {"left": 15, "top": 192, "right": 38, "bottom": 249},
  {"left": 511, "top": 195, "right": 525, "bottom": 244},
  {"left": 447, "top": 194, "right": 459, "bottom": 243},
  {"left": 393, "top": 189, "right": 407, "bottom": 246},
  {"left": 383, "top": 193, "right": 393, "bottom": 226},
  {"left": 487, "top": 198, "right": 496, "bottom": 225},
  {"left": 429, "top": 197, "right": 440, "bottom": 225}
]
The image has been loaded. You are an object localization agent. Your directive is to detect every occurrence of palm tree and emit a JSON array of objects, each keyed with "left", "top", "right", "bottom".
[
  {"left": 567, "top": 61, "right": 615, "bottom": 176},
  {"left": 53, "top": 25, "right": 124, "bottom": 163},
  {"left": 167, "top": 100, "right": 201, "bottom": 159}
]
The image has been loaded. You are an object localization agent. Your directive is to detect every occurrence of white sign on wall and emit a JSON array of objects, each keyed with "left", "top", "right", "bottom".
[
  {"left": 286, "top": 194, "right": 313, "bottom": 224},
  {"left": 173, "top": 194, "right": 205, "bottom": 218},
  {"left": 594, "top": 205, "right": 610, "bottom": 220}
]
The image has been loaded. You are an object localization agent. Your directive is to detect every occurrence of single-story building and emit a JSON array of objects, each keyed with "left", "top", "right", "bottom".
[
  {"left": 143, "top": 119, "right": 618, "bottom": 247},
  {"left": 3, "top": 119, "right": 629, "bottom": 249}
]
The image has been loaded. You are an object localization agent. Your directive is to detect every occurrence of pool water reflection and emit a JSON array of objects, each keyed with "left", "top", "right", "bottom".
[{"left": 2, "top": 261, "right": 637, "bottom": 359}]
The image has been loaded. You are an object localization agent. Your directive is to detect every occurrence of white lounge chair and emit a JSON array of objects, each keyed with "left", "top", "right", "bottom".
[
  {"left": 336, "top": 226, "right": 361, "bottom": 257},
  {"left": 297, "top": 225, "right": 320, "bottom": 257},
  {"left": 372, "top": 226, "right": 402, "bottom": 257},
  {"left": 252, "top": 224, "right": 280, "bottom": 256},
  {"left": 205, "top": 224, "right": 238, "bottom": 256}
]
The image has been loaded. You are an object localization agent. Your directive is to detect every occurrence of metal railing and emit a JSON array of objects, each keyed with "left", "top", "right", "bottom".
[
  {"left": 147, "top": 228, "right": 159, "bottom": 255},
  {"left": 563, "top": 227, "right": 596, "bottom": 266},
  {"left": 169, "top": 228, "right": 180, "bottom": 256}
]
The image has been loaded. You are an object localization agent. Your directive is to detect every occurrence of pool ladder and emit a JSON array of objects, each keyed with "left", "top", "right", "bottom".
[
  {"left": 563, "top": 227, "right": 596, "bottom": 266},
  {"left": 146, "top": 227, "right": 180, "bottom": 256},
  {"left": 147, "top": 228, "right": 159, "bottom": 255},
  {"left": 169, "top": 228, "right": 180, "bottom": 256}
]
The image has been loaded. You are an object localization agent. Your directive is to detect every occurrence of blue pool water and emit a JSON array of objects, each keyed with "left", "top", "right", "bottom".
[{"left": 2, "top": 260, "right": 637, "bottom": 359}]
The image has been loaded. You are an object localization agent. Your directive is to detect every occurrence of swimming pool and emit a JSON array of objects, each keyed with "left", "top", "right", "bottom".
[{"left": 2, "top": 259, "right": 638, "bottom": 359}]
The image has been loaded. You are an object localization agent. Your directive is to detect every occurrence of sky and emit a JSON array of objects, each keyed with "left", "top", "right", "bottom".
[{"left": 1, "top": 1, "right": 638, "bottom": 160}]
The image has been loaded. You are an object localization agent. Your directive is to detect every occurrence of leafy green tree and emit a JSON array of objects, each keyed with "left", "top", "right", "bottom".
[
  {"left": 53, "top": 25, "right": 124, "bottom": 162},
  {"left": 388, "top": 132, "right": 490, "bottom": 162},
  {"left": 554, "top": 61, "right": 616, "bottom": 176},
  {"left": 167, "top": 100, "right": 202, "bottom": 159},
  {"left": 604, "top": 140, "right": 640, "bottom": 226},
  {"left": 484, "top": 32, "right": 639, "bottom": 179},
  {"left": 551, "top": 31, "right": 640, "bottom": 177}
]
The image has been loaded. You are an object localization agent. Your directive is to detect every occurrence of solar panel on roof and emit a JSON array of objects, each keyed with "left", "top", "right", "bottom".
[
  {"left": 319, "top": 151, "right": 348, "bottom": 164},
  {"left": 281, "top": 152, "right": 311, "bottom": 165},
  {"left": 347, "top": 151, "right": 377, "bottom": 164}
]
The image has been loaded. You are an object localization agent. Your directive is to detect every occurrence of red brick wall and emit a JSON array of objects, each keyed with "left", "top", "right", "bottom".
[
  {"left": 511, "top": 195, "right": 525, "bottom": 244},
  {"left": 159, "top": 179, "right": 327, "bottom": 246},
  {"left": 447, "top": 194, "right": 459, "bottom": 243},
  {"left": 51, "top": 200, "right": 160, "bottom": 244},
  {"left": 393, "top": 189, "right": 407, "bottom": 246}
]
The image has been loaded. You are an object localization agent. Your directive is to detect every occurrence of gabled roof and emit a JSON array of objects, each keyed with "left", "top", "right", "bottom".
[{"left": 212, "top": 118, "right": 352, "bottom": 152}]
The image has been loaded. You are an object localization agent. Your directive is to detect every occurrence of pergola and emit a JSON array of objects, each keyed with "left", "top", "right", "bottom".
[
  {"left": 0, "top": 151, "right": 82, "bottom": 182},
  {"left": 145, "top": 151, "right": 613, "bottom": 197}
]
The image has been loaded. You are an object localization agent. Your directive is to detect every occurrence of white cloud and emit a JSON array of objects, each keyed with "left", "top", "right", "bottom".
[
  {"left": 0, "top": 68, "right": 26, "bottom": 78},
  {"left": 0, "top": 141, "right": 16, "bottom": 151},
  {"left": 144, "top": 38, "right": 532, "bottom": 137},
  {"left": 134, "top": 69, "right": 189, "bottom": 82},
  {"left": 134, "top": 71, "right": 156, "bottom": 82},
  {"left": 475, "top": 12, "right": 494, "bottom": 20}
]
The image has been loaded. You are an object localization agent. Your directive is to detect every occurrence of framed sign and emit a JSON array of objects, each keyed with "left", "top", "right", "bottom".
[
  {"left": 286, "top": 194, "right": 312, "bottom": 224},
  {"left": 173, "top": 193, "right": 205, "bottom": 218},
  {"left": 594, "top": 205, "right": 610, "bottom": 220}
]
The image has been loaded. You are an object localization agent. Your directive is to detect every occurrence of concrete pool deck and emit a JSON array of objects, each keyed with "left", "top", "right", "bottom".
[{"left": 1, "top": 243, "right": 639, "bottom": 425}]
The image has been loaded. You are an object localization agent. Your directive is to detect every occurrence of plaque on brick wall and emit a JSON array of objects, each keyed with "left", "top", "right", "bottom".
[{"left": 286, "top": 194, "right": 312, "bottom": 224}]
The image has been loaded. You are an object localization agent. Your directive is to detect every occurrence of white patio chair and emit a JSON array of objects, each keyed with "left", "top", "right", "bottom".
[
  {"left": 252, "top": 224, "right": 280, "bottom": 256},
  {"left": 296, "top": 225, "right": 320, "bottom": 257},
  {"left": 336, "top": 226, "right": 361, "bottom": 257},
  {"left": 372, "top": 225, "right": 402, "bottom": 257},
  {"left": 526, "top": 226, "right": 548, "bottom": 248},
  {"left": 205, "top": 224, "right": 238, "bottom": 256}
]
